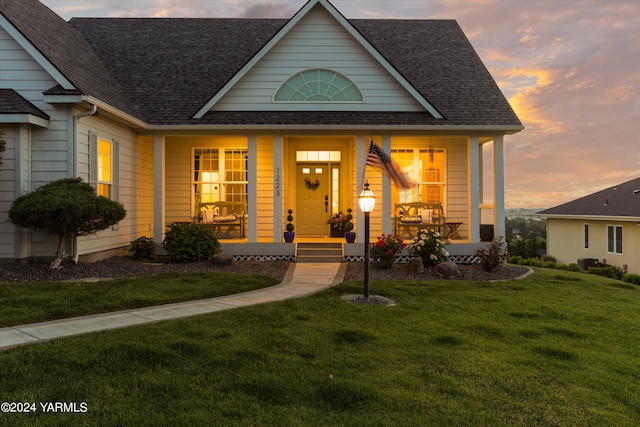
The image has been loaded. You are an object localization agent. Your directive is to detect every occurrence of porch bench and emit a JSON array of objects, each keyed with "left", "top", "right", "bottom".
[
  {"left": 197, "top": 202, "right": 246, "bottom": 238},
  {"left": 394, "top": 202, "right": 445, "bottom": 238}
]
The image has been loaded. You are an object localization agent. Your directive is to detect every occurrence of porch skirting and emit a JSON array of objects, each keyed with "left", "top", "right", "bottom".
[{"left": 221, "top": 242, "right": 490, "bottom": 264}]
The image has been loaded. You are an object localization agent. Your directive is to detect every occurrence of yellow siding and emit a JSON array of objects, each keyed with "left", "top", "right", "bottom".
[
  {"left": 548, "top": 218, "right": 640, "bottom": 274},
  {"left": 164, "top": 136, "right": 248, "bottom": 224},
  {"left": 256, "top": 137, "right": 274, "bottom": 239}
]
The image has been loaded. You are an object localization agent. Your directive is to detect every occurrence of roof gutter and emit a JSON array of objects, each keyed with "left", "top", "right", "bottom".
[
  {"left": 71, "top": 103, "right": 97, "bottom": 264},
  {"left": 143, "top": 124, "right": 525, "bottom": 134},
  {"left": 536, "top": 213, "right": 640, "bottom": 222}
]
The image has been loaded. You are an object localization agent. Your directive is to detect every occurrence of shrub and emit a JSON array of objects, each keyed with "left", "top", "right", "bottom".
[
  {"left": 518, "top": 258, "right": 542, "bottom": 267},
  {"left": 163, "top": 223, "right": 221, "bottom": 262},
  {"left": 588, "top": 265, "right": 626, "bottom": 281},
  {"left": 622, "top": 274, "right": 640, "bottom": 286},
  {"left": 475, "top": 236, "right": 507, "bottom": 272},
  {"left": 557, "top": 263, "right": 581, "bottom": 272},
  {"left": 370, "top": 234, "right": 406, "bottom": 269},
  {"left": 507, "top": 255, "right": 523, "bottom": 265},
  {"left": 541, "top": 254, "right": 557, "bottom": 263},
  {"left": 130, "top": 236, "right": 158, "bottom": 259},
  {"left": 8, "top": 177, "right": 126, "bottom": 268},
  {"left": 408, "top": 229, "right": 449, "bottom": 267},
  {"left": 541, "top": 260, "right": 557, "bottom": 269}
]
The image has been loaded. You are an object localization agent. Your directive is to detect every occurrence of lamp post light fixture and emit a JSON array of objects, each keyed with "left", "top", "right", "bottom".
[{"left": 359, "top": 181, "right": 375, "bottom": 300}]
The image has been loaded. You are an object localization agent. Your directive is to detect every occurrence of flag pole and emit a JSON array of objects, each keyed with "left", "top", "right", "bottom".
[{"left": 361, "top": 138, "right": 371, "bottom": 189}]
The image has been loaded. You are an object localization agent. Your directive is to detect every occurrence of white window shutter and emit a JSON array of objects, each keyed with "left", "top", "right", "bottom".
[{"left": 89, "top": 132, "right": 98, "bottom": 191}]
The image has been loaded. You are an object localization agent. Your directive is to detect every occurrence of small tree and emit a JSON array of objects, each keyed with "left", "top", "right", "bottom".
[{"left": 8, "top": 178, "right": 126, "bottom": 268}]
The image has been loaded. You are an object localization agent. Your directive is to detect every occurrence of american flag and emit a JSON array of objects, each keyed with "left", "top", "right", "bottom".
[{"left": 366, "top": 140, "right": 414, "bottom": 189}]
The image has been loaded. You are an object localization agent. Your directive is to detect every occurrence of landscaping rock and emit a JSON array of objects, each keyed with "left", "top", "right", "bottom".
[
  {"left": 407, "top": 257, "right": 425, "bottom": 273},
  {"left": 210, "top": 254, "right": 233, "bottom": 267},
  {"left": 435, "top": 261, "right": 460, "bottom": 278}
]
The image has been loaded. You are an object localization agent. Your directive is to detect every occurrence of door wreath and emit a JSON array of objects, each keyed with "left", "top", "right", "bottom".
[{"left": 304, "top": 177, "right": 320, "bottom": 190}]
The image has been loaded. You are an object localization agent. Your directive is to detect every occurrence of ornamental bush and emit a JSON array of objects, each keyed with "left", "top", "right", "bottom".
[
  {"left": 408, "top": 229, "right": 449, "bottom": 267},
  {"left": 163, "top": 223, "right": 221, "bottom": 262},
  {"left": 130, "top": 236, "right": 158, "bottom": 259},
  {"left": 8, "top": 177, "right": 126, "bottom": 268},
  {"left": 369, "top": 234, "right": 406, "bottom": 269},
  {"left": 622, "top": 274, "right": 640, "bottom": 286},
  {"left": 475, "top": 236, "right": 507, "bottom": 272}
]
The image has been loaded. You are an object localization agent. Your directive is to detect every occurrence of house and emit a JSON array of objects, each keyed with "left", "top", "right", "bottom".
[
  {"left": 0, "top": 0, "right": 522, "bottom": 263},
  {"left": 537, "top": 178, "right": 640, "bottom": 274}
]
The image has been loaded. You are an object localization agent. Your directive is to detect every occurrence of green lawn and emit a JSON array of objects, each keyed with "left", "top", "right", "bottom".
[
  {"left": 1, "top": 268, "right": 639, "bottom": 426},
  {"left": 0, "top": 272, "right": 280, "bottom": 327}
]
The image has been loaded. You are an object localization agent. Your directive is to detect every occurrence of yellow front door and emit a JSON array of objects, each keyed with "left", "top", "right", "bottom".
[{"left": 297, "top": 163, "right": 330, "bottom": 235}]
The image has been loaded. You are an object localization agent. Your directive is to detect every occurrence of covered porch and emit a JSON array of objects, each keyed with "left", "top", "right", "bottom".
[{"left": 150, "top": 132, "right": 507, "bottom": 260}]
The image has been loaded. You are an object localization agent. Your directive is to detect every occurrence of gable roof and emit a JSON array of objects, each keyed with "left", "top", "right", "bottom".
[
  {"left": 0, "top": 0, "right": 138, "bottom": 118},
  {"left": 2, "top": 0, "right": 522, "bottom": 130},
  {"left": 0, "top": 89, "right": 49, "bottom": 120},
  {"left": 194, "top": 0, "right": 443, "bottom": 119},
  {"left": 537, "top": 177, "right": 640, "bottom": 220}
]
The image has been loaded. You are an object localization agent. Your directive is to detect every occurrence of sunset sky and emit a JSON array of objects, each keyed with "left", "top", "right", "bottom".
[{"left": 39, "top": 0, "right": 640, "bottom": 209}]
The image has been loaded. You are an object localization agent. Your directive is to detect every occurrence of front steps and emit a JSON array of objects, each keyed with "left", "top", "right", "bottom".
[{"left": 296, "top": 242, "right": 343, "bottom": 263}]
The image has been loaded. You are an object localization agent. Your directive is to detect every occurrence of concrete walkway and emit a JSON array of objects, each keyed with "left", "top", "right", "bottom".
[{"left": 0, "top": 262, "right": 347, "bottom": 351}]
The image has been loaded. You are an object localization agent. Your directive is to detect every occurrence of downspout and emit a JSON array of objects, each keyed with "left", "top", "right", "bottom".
[{"left": 72, "top": 104, "right": 97, "bottom": 263}]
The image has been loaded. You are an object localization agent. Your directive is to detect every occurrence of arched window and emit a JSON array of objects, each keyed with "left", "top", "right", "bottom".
[{"left": 274, "top": 69, "right": 364, "bottom": 102}]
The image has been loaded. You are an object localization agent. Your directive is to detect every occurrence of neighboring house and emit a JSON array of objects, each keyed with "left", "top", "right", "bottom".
[
  {"left": 0, "top": 0, "right": 522, "bottom": 263},
  {"left": 537, "top": 178, "right": 640, "bottom": 274}
]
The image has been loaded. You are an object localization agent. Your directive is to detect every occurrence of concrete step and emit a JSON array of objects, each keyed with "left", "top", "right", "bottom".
[{"left": 296, "top": 242, "right": 343, "bottom": 263}]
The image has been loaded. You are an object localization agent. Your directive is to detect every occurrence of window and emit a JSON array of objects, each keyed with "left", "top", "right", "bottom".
[
  {"left": 607, "top": 225, "right": 623, "bottom": 254},
  {"left": 90, "top": 133, "right": 118, "bottom": 200},
  {"left": 274, "top": 69, "right": 363, "bottom": 102},
  {"left": 193, "top": 148, "right": 247, "bottom": 213},
  {"left": 390, "top": 147, "right": 446, "bottom": 204},
  {"left": 97, "top": 139, "right": 112, "bottom": 198},
  {"left": 584, "top": 223, "right": 589, "bottom": 249}
]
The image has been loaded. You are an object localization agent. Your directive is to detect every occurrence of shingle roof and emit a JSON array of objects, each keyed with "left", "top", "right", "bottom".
[
  {"left": 0, "top": 89, "right": 50, "bottom": 119},
  {"left": 538, "top": 177, "right": 640, "bottom": 218},
  {"left": 2, "top": 0, "right": 522, "bottom": 129},
  {"left": 0, "top": 0, "right": 138, "bottom": 118}
]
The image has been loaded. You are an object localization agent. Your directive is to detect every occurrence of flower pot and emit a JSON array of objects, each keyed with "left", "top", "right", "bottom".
[
  {"left": 330, "top": 227, "right": 344, "bottom": 238},
  {"left": 345, "top": 232, "right": 356, "bottom": 243},
  {"left": 284, "top": 231, "right": 295, "bottom": 243}
]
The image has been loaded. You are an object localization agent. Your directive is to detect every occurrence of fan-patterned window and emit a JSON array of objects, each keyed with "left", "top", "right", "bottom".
[{"left": 274, "top": 69, "right": 364, "bottom": 102}]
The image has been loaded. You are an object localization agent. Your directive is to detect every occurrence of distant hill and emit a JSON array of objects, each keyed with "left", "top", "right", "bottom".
[{"left": 506, "top": 208, "right": 548, "bottom": 219}]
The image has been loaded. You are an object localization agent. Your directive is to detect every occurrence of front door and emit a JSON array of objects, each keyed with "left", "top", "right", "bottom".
[{"left": 297, "top": 163, "right": 330, "bottom": 235}]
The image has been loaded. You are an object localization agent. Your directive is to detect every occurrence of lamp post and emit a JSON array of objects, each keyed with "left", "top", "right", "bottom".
[{"left": 359, "top": 181, "right": 375, "bottom": 300}]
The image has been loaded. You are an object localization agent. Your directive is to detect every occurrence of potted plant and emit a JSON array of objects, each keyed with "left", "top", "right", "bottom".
[
  {"left": 344, "top": 208, "right": 356, "bottom": 243},
  {"left": 327, "top": 210, "right": 350, "bottom": 237},
  {"left": 284, "top": 209, "right": 295, "bottom": 243}
]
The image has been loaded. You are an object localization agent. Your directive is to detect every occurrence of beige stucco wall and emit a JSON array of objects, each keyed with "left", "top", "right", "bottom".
[{"left": 547, "top": 218, "right": 640, "bottom": 274}]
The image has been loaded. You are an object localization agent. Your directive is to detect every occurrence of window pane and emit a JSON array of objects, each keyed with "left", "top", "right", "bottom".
[
  {"left": 616, "top": 226, "right": 623, "bottom": 254},
  {"left": 584, "top": 224, "right": 589, "bottom": 249},
  {"left": 97, "top": 183, "right": 111, "bottom": 198},
  {"left": 608, "top": 226, "right": 614, "bottom": 253},
  {"left": 98, "top": 140, "right": 111, "bottom": 182}
]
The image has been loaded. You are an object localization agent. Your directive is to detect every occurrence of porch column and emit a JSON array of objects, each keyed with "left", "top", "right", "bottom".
[
  {"left": 382, "top": 134, "right": 392, "bottom": 235},
  {"left": 153, "top": 135, "right": 166, "bottom": 246},
  {"left": 468, "top": 136, "right": 481, "bottom": 242},
  {"left": 493, "top": 135, "right": 506, "bottom": 238},
  {"left": 248, "top": 134, "right": 258, "bottom": 243},
  {"left": 356, "top": 134, "right": 367, "bottom": 243},
  {"left": 273, "top": 133, "right": 283, "bottom": 242}
]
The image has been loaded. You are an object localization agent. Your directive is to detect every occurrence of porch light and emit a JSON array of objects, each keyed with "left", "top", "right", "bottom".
[
  {"left": 358, "top": 181, "right": 375, "bottom": 213},
  {"left": 359, "top": 181, "right": 375, "bottom": 300}
]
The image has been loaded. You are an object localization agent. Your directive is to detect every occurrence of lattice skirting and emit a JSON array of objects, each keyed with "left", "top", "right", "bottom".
[
  {"left": 233, "top": 255, "right": 296, "bottom": 262},
  {"left": 344, "top": 254, "right": 481, "bottom": 264},
  {"left": 234, "top": 254, "right": 480, "bottom": 264}
]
